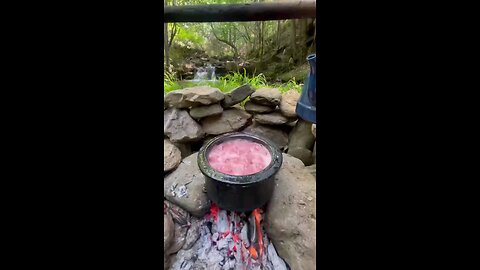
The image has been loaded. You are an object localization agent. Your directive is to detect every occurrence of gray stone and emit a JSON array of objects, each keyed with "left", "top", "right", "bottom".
[
  {"left": 182, "top": 217, "right": 203, "bottom": 250},
  {"left": 287, "top": 147, "right": 313, "bottom": 166},
  {"left": 254, "top": 111, "right": 288, "bottom": 125},
  {"left": 288, "top": 119, "right": 315, "bottom": 150},
  {"left": 164, "top": 139, "right": 182, "bottom": 172},
  {"left": 265, "top": 154, "right": 316, "bottom": 270},
  {"left": 305, "top": 164, "right": 316, "bottom": 177},
  {"left": 165, "top": 86, "right": 225, "bottom": 108},
  {"left": 243, "top": 123, "right": 289, "bottom": 150},
  {"left": 312, "top": 142, "right": 316, "bottom": 164},
  {"left": 164, "top": 108, "right": 205, "bottom": 143},
  {"left": 244, "top": 101, "right": 276, "bottom": 114},
  {"left": 164, "top": 211, "right": 174, "bottom": 251},
  {"left": 312, "top": 124, "right": 316, "bottom": 138},
  {"left": 189, "top": 103, "right": 223, "bottom": 119},
  {"left": 200, "top": 108, "right": 252, "bottom": 135},
  {"left": 167, "top": 222, "right": 188, "bottom": 255},
  {"left": 279, "top": 90, "right": 300, "bottom": 118},
  {"left": 250, "top": 87, "right": 282, "bottom": 106},
  {"left": 164, "top": 153, "right": 210, "bottom": 217},
  {"left": 172, "top": 142, "right": 192, "bottom": 159},
  {"left": 221, "top": 84, "right": 254, "bottom": 107},
  {"left": 165, "top": 200, "right": 190, "bottom": 226}
]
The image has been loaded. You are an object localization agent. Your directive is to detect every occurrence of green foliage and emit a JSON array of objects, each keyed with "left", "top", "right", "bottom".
[{"left": 163, "top": 69, "right": 302, "bottom": 95}]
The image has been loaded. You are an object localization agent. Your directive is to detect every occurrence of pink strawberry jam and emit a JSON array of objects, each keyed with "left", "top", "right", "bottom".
[{"left": 207, "top": 139, "right": 272, "bottom": 176}]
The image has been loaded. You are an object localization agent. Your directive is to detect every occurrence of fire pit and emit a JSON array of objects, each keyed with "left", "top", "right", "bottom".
[
  {"left": 167, "top": 203, "right": 290, "bottom": 270},
  {"left": 198, "top": 132, "right": 283, "bottom": 212}
]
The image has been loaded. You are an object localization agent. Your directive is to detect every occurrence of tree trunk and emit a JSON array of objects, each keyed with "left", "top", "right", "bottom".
[
  {"left": 260, "top": 21, "right": 264, "bottom": 61},
  {"left": 309, "top": 19, "right": 316, "bottom": 53},
  {"left": 168, "top": 0, "right": 178, "bottom": 49},
  {"left": 276, "top": 21, "right": 281, "bottom": 49},
  {"left": 291, "top": 19, "right": 296, "bottom": 60},
  {"left": 164, "top": 0, "right": 170, "bottom": 68}
]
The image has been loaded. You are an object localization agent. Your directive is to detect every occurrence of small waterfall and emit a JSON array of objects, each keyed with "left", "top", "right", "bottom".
[{"left": 193, "top": 64, "right": 216, "bottom": 81}]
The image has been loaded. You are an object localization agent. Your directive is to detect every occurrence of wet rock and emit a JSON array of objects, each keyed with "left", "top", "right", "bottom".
[
  {"left": 279, "top": 90, "right": 300, "bottom": 118},
  {"left": 250, "top": 87, "right": 282, "bottom": 106},
  {"left": 288, "top": 119, "right": 315, "bottom": 150},
  {"left": 164, "top": 153, "right": 210, "bottom": 217},
  {"left": 312, "top": 124, "right": 316, "bottom": 138},
  {"left": 287, "top": 147, "right": 313, "bottom": 166},
  {"left": 165, "top": 86, "right": 225, "bottom": 108},
  {"left": 243, "top": 123, "right": 289, "bottom": 150},
  {"left": 221, "top": 84, "right": 254, "bottom": 107},
  {"left": 265, "top": 154, "right": 316, "bottom": 270},
  {"left": 189, "top": 103, "right": 223, "bottom": 119},
  {"left": 244, "top": 101, "right": 276, "bottom": 114},
  {"left": 164, "top": 95, "right": 167, "bottom": 110},
  {"left": 254, "top": 111, "right": 288, "bottom": 125},
  {"left": 164, "top": 139, "right": 182, "bottom": 172},
  {"left": 164, "top": 108, "right": 205, "bottom": 143},
  {"left": 200, "top": 108, "right": 252, "bottom": 135}
]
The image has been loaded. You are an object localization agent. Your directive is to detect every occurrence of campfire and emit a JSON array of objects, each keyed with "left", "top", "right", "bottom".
[{"left": 167, "top": 202, "right": 289, "bottom": 270}]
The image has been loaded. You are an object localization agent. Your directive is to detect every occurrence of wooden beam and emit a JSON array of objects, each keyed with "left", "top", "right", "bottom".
[{"left": 163, "top": 2, "right": 316, "bottom": 23}]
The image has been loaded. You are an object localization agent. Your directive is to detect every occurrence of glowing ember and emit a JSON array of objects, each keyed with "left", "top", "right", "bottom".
[
  {"left": 167, "top": 204, "right": 289, "bottom": 270},
  {"left": 207, "top": 139, "right": 272, "bottom": 176},
  {"left": 252, "top": 209, "right": 264, "bottom": 257}
]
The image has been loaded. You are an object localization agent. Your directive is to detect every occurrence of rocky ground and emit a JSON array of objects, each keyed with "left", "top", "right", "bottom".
[{"left": 164, "top": 85, "right": 316, "bottom": 270}]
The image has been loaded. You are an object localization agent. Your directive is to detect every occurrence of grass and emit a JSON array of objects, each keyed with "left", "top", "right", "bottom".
[{"left": 164, "top": 69, "right": 303, "bottom": 95}]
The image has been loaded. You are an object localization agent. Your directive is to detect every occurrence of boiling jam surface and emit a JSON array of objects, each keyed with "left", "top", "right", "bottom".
[{"left": 207, "top": 139, "right": 272, "bottom": 176}]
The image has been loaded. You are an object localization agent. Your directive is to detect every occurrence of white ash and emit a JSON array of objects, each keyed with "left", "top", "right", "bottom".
[
  {"left": 168, "top": 207, "right": 288, "bottom": 270},
  {"left": 169, "top": 183, "right": 189, "bottom": 198}
]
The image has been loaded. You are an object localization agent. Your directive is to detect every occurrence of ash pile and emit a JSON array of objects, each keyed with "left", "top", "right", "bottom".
[{"left": 165, "top": 202, "right": 288, "bottom": 270}]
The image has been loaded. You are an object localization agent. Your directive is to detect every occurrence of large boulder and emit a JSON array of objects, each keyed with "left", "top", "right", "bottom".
[
  {"left": 244, "top": 101, "right": 276, "bottom": 114},
  {"left": 288, "top": 119, "right": 315, "bottom": 150},
  {"left": 164, "top": 139, "right": 182, "bottom": 172},
  {"left": 189, "top": 103, "right": 223, "bottom": 119},
  {"left": 165, "top": 86, "right": 225, "bottom": 108},
  {"left": 250, "top": 87, "right": 282, "bottom": 106},
  {"left": 164, "top": 153, "right": 210, "bottom": 217},
  {"left": 164, "top": 108, "right": 205, "bottom": 143},
  {"left": 254, "top": 111, "right": 289, "bottom": 125},
  {"left": 221, "top": 84, "right": 254, "bottom": 107},
  {"left": 287, "top": 147, "right": 313, "bottom": 166},
  {"left": 200, "top": 108, "right": 252, "bottom": 135},
  {"left": 265, "top": 154, "right": 316, "bottom": 270},
  {"left": 243, "top": 123, "right": 289, "bottom": 150},
  {"left": 279, "top": 90, "right": 300, "bottom": 118}
]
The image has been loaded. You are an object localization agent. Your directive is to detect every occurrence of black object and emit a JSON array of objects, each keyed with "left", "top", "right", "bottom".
[
  {"left": 164, "top": 2, "right": 316, "bottom": 23},
  {"left": 198, "top": 132, "right": 283, "bottom": 212}
]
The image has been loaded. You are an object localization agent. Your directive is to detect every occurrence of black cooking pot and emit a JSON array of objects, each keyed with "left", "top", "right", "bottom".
[{"left": 198, "top": 132, "right": 283, "bottom": 212}]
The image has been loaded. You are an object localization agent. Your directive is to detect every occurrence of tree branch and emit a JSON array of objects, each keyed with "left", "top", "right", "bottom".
[{"left": 210, "top": 23, "right": 238, "bottom": 58}]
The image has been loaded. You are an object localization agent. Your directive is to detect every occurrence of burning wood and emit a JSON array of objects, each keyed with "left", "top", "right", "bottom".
[{"left": 167, "top": 203, "right": 288, "bottom": 270}]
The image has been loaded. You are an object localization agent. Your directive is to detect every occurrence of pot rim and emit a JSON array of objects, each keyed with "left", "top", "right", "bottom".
[{"left": 197, "top": 132, "right": 283, "bottom": 185}]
